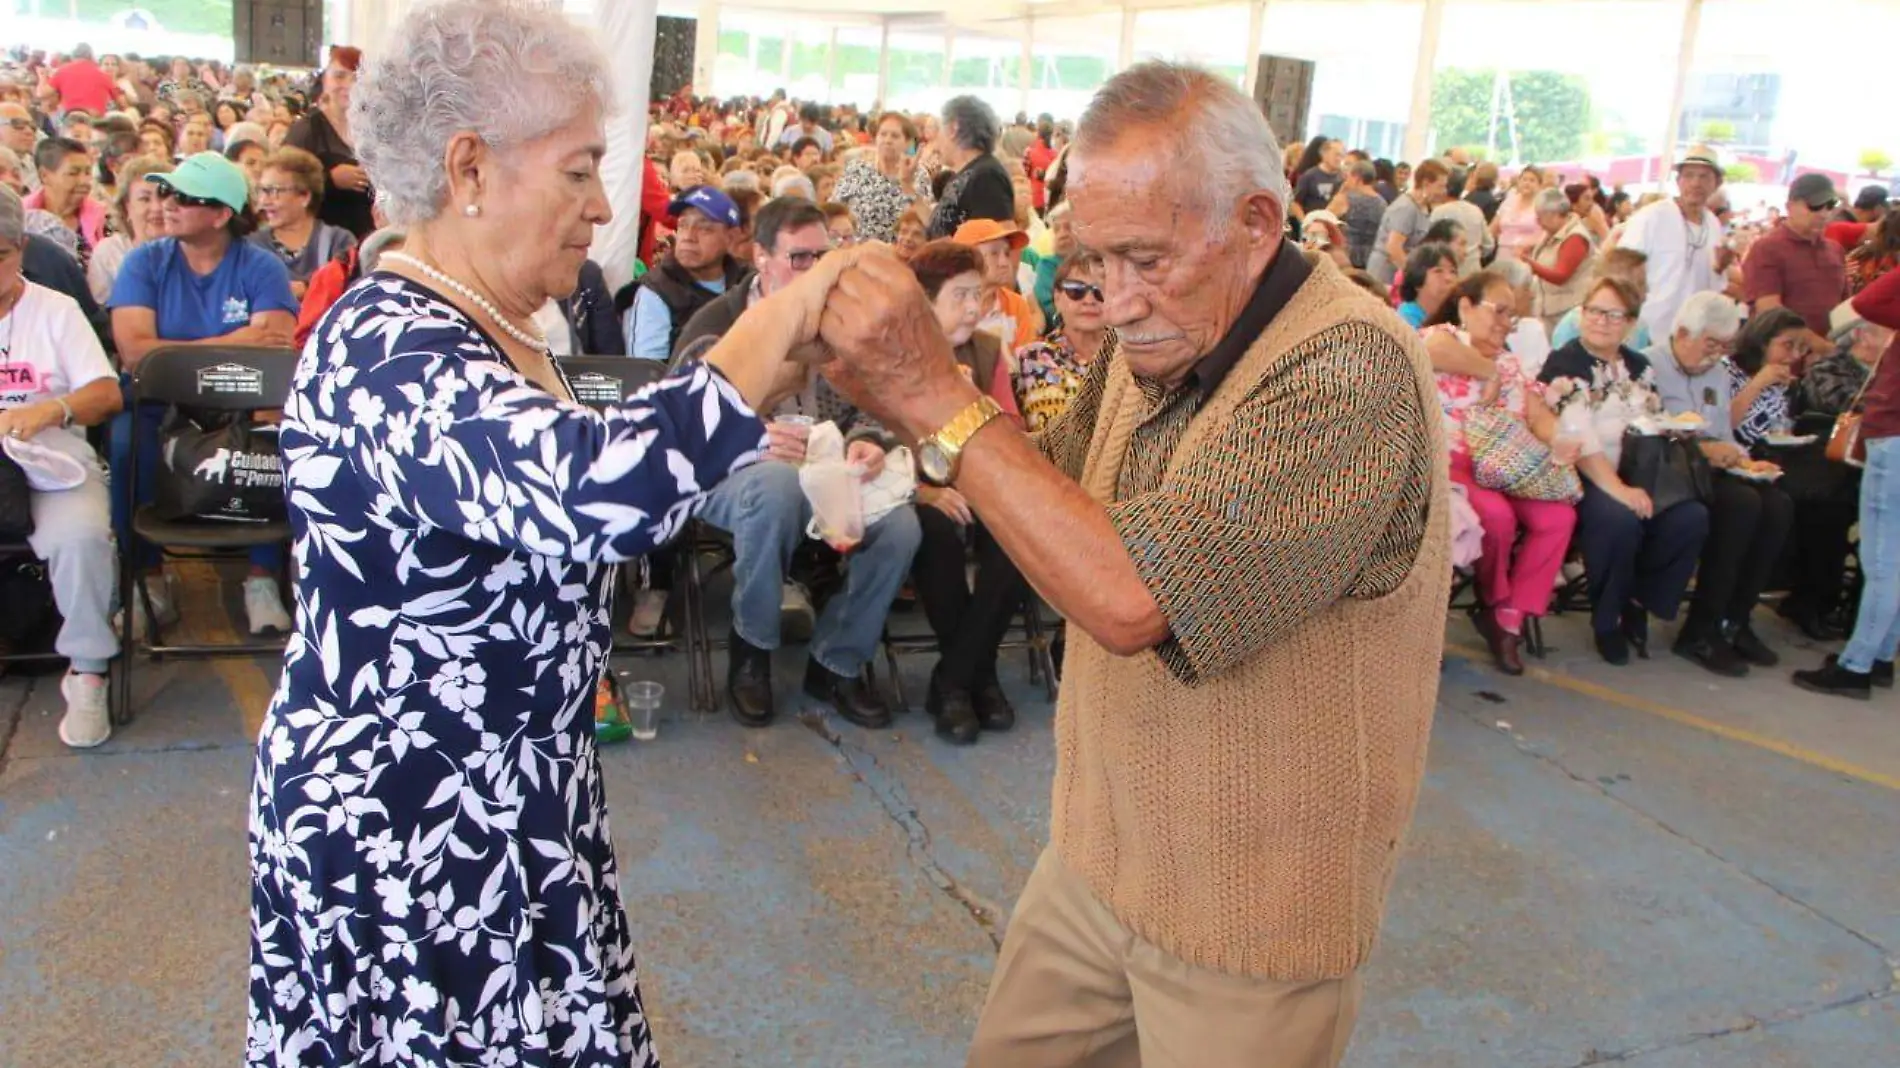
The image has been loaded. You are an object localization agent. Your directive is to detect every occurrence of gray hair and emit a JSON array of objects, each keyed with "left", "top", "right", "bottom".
[
  {"left": 1533, "top": 188, "right": 1571, "bottom": 216},
  {"left": 1674, "top": 291, "right": 1743, "bottom": 340},
  {"left": 1491, "top": 256, "right": 1532, "bottom": 290},
  {"left": 0, "top": 184, "right": 21, "bottom": 245},
  {"left": 350, "top": 0, "right": 615, "bottom": 225},
  {"left": 225, "top": 121, "right": 268, "bottom": 148},
  {"left": 73, "top": 43, "right": 95, "bottom": 61},
  {"left": 941, "top": 95, "right": 999, "bottom": 155},
  {"left": 1069, "top": 62, "right": 1290, "bottom": 234},
  {"left": 1349, "top": 159, "right": 1376, "bottom": 184},
  {"left": 721, "top": 169, "right": 760, "bottom": 194},
  {"left": 771, "top": 172, "right": 816, "bottom": 201}
]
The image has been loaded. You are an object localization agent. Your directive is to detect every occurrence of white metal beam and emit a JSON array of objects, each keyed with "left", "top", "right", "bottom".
[
  {"left": 1018, "top": 17, "right": 1035, "bottom": 119},
  {"left": 1117, "top": 5, "right": 1137, "bottom": 71},
  {"left": 1659, "top": 0, "right": 1705, "bottom": 173},
  {"left": 693, "top": 0, "right": 721, "bottom": 96},
  {"left": 1241, "top": 0, "right": 1267, "bottom": 96},
  {"left": 1401, "top": 0, "right": 1445, "bottom": 164},
  {"left": 876, "top": 17, "right": 892, "bottom": 107}
]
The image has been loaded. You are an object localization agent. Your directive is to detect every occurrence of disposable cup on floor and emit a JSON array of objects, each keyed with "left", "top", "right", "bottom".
[{"left": 625, "top": 681, "right": 663, "bottom": 741}]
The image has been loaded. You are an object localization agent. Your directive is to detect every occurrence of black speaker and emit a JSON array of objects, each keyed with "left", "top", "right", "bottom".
[
  {"left": 234, "top": 0, "right": 323, "bottom": 68},
  {"left": 651, "top": 16, "right": 697, "bottom": 102},
  {"left": 1253, "top": 55, "right": 1315, "bottom": 148}
]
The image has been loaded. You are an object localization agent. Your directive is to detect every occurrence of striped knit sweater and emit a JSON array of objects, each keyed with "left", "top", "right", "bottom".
[{"left": 1049, "top": 256, "right": 1452, "bottom": 980}]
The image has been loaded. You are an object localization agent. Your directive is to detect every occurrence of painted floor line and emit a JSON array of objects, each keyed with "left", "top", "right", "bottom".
[{"left": 1443, "top": 641, "right": 1900, "bottom": 793}]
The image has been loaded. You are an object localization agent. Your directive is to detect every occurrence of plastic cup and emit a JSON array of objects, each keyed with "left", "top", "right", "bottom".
[{"left": 625, "top": 681, "right": 663, "bottom": 741}]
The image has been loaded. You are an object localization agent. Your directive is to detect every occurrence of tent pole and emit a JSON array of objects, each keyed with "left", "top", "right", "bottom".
[
  {"left": 1401, "top": 0, "right": 1445, "bottom": 165},
  {"left": 1659, "top": 0, "right": 1704, "bottom": 175},
  {"left": 876, "top": 17, "right": 891, "bottom": 109},
  {"left": 693, "top": 0, "right": 719, "bottom": 97},
  {"left": 942, "top": 27, "right": 955, "bottom": 89},
  {"left": 1018, "top": 17, "right": 1034, "bottom": 119},
  {"left": 1241, "top": 0, "right": 1267, "bottom": 96},
  {"left": 826, "top": 26, "right": 839, "bottom": 104}
]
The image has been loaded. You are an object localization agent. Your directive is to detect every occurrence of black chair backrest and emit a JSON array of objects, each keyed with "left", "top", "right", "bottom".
[
  {"left": 135, "top": 345, "right": 299, "bottom": 411},
  {"left": 556, "top": 356, "right": 668, "bottom": 412}
]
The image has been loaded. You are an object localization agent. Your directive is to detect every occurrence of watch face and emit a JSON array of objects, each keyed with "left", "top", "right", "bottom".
[{"left": 918, "top": 442, "right": 953, "bottom": 485}]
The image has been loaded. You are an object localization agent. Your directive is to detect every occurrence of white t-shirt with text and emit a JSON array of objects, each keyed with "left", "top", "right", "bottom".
[{"left": 0, "top": 281, "right": 117, "bottom": 447}]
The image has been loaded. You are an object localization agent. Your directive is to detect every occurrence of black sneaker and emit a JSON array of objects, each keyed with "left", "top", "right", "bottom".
[
  {"left": 725, "top": 629, "right": 775, "bottom": 728},
  {"left": 1876, "top": 659, "right": 1896, "bottom": 689},
  {"left": 1725, "top": 623, "right": 1779, "bottom": 668},
  {"left": 925, "top": 667, "right": 980, "bottom": 746},
  {"left": 1620, "top": 603, "right": 1650, "bottom": 659},
  {"left": 972, "top": 677, "right": 1016, "bottom": 732},
  {"left": 1673, "top": 631, "right": 1750, "bottom": 678},
  {"left": 1595, "top": 628, "right": 1630, "bottom": 666},
  {"left": 803, "top": 658, "right": 893, "bottom": 730},
  {"left": 1792, "top": 657, "right": 1872, "bottom": 700}
]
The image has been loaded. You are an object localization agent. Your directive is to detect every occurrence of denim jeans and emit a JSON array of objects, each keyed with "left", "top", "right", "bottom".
[
  {"left": 1841, "top": 436, "right": 1900, "bottom": 673},
  {"left": 698, "top": 460, "right": 921, "bottom": 675},
  {"left": 108, "top": 377, "right": 282, "bottom": 573}
]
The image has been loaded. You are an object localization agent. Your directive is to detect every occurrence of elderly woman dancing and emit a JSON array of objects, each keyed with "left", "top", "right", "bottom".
[{"left": 245, "top": 3, "right": 841, "bottom": 1064}]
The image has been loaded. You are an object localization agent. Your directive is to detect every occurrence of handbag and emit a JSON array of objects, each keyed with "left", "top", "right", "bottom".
[
  {"left": 1618, "top": 431, "right": 1713, "bottom": 514},
  {"left": 1825, "top": 353, "right": 1882, "bottom": 467},
  {"left": 154, "top": 410, "right": 287, "bottom": 524},
  {"left": 0, "top": 448, "right": 35, "bottom": 540},
  {"left": 1464, "top": 407, "right": 1583, "bottom": 502}
]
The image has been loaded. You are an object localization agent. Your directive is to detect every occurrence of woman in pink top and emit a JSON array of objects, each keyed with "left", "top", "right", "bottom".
[
  {"left": 1426, "top": 270, "right": 1581, "bottom": 674},
  {"left": 1492, "top": 165, "right": 1545, "bottom": 262}
]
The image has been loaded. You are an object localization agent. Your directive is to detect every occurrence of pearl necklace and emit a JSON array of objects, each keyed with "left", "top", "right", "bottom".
[{"left": 383, "top": 252, "right": 548, "bottom": 351}]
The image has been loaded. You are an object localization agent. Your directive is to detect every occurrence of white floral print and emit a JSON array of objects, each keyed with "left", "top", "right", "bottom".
[{"left": 248, "top": 274, "right": 767, "bottom": 1067}]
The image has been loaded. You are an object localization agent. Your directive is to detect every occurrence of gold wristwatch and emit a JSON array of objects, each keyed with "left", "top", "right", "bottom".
[{"left": 914, "top": 395, "right": 1004, "bottom": 487}]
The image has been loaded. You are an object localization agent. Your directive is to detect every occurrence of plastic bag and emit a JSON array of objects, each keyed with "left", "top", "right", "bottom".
[
  {"left": 795, "top": 421, "right": 917, "bottom": 552},
  {"left": 798, "top": 422, "right": 865, "bottom": 552}
]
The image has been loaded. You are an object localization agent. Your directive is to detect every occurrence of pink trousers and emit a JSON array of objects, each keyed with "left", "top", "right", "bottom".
[{"left": 1451, "top": 454, "right": 1577, "bottom": 624}]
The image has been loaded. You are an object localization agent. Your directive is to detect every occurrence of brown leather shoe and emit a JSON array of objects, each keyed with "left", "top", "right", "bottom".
[{"left": 1475, "top": 611, "right": 1524, "bottom": 676}]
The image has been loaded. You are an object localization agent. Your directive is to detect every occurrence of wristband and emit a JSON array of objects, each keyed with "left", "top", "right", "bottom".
[{"left": 55, "top": 396, "right": 74, "bottom": 428}]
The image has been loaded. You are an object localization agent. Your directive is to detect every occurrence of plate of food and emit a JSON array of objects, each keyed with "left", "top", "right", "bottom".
[
  {"left": 1762, "top": 432, "right": 1818, "bottom": 448},
  {"left": 1659, "top": 412, "right": 1707, "bottom": 434},
  {"left": 1730, "top": 459, "right": 1783, "bottom": 483}
]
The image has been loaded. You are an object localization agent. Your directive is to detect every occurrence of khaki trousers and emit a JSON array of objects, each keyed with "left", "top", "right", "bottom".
[{"left": 967, "top": 849, "right": 1362, "bottom": 1068}]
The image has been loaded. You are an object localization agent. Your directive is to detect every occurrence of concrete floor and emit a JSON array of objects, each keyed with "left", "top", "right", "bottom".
[{"left": 1, "top": 573, "right": 1897, "bottom": 1068}]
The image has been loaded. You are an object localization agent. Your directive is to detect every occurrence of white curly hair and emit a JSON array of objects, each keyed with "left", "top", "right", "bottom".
[{"left": 350, "top": 0, "right": 615, "bottom": 225}]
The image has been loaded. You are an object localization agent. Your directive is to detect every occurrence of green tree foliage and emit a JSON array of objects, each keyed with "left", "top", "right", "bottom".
[
  {"left": 1861, "top": 148, "right": 1894, "bottom": 176},
  {"left": 1430, "top": 68, "right": 1590, "bottom": 164},
  {"left": 1724, "top": 162, "right": 1759, "bottom": 183},
  {"left": 1697, "top": 119, "right": 1737, "bottom": 144}
]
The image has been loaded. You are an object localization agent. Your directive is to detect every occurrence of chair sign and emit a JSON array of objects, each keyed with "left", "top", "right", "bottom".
[
  {"left": 197, "top": 362, "right": 268, "bottom": 399},
  {"left": 568, "top": 371, "right": 627, "bottom": 408}
]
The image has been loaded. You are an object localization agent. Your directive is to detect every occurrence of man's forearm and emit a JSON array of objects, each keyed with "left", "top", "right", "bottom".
[{"left": 954, "top": 417, "right": 1168, "bottom": 656}]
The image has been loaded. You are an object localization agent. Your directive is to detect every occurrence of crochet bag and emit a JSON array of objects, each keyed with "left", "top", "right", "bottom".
[{"left": 1465, "top": 407, "right": 1582, "bottom": 502}]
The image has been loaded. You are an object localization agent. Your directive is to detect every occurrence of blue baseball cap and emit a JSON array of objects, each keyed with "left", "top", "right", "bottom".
[{"left": 668, "top": 185, "right": 740, "bottom": 228}]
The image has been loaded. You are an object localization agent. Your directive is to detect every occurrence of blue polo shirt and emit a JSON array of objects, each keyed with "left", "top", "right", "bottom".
[{"left": 109, "top": 236, "right": 298, "bottom": 339}]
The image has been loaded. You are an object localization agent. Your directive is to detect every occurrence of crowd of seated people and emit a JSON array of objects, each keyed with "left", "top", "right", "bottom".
[{"left": 9, "top": 36, "right": 1900, "bottom": 751}]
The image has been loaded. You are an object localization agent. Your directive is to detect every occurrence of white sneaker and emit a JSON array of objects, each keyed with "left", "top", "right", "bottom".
[
  {"left": 116, "top": 573, "right": 180, "bottom": 641},
  {"left": 58, "top": 672, "right": 111, "bottom": 749},
  {"left": 780, "top": 582, "right": 815, "bottom": 641},
  {"left": 628, "top": 588, "right": 669, "bottom": 637},
  {"left": 244, "top": 577, "right": 293, "bottom": 635}
]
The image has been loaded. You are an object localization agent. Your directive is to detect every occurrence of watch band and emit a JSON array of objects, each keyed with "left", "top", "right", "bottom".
[
  {"left": 55, "top": 396, "right": 74, "bottom": 428},
  {"left": 931, "top": 395, "right": 1004, "bottom": 454}
]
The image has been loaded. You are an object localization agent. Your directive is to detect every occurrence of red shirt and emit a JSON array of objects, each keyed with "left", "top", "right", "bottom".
[
  {"left": 1854, "top": 267, "right": 1900, "bottom": 441},
  {"left": 1825, "top": 220, "right": 1870, "bottom": 251},
  {"left": 1742, "top": 221, "right": 1846, "bottom": 334},
  {"left": 48, "top": 59, "right": 115, "bottom": 116}
]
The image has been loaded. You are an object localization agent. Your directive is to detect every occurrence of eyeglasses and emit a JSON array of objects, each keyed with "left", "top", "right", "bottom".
[
  {"left": 1474, "top": 299, "right": 1516, "bottom": 322},
  {"left": 1581, "top": 305, "right": 1632, "bottom": 324},
  {"left": 3, "top": 119, "right": 32, "bottom": 131},
  {"left": 157, "top": 187, "right": 222, "bottom": 209},
  {"left": 1056, "top": 279, "right": 1104, "bottom": 303},
  {"left": 256, "top": 184, "right": 297, "bottom": 198},
  {"left": 786, "top": 247, "right": 831, "bottom": 271},
  {"left": 1807, "top": 199, "right": 1839, "bottom": 213}
]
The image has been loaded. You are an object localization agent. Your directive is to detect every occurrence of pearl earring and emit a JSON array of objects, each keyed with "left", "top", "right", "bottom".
[{"left": 464, "top": 204, "right": 480, "bottom": 217}]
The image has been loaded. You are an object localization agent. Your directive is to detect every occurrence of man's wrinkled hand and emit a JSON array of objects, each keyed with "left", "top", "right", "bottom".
[{"left": 816, "top": 247, "right": 976, "bottom": 441}]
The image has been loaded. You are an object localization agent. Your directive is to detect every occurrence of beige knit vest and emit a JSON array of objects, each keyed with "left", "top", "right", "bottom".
[
  {"left": 1052, "top": 257, "right": 1452, "bottom": 981},
  {"left": 1532, "top": 215, "right": 1597, "bottom": 324}
]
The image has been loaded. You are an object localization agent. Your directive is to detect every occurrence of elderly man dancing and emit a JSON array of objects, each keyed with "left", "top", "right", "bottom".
[{"left": 815, "top": 64, "right": 1450, "bottom": 1068}]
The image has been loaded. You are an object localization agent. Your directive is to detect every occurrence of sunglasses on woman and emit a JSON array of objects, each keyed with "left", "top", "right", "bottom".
[{"left": 1056, "top": 279, "right": 1104, "bottom": 303}]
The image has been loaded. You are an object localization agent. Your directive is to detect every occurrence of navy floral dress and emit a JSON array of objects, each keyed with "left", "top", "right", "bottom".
[{"left": 247, "top": 274, "right": 766, "bottom": 1066}]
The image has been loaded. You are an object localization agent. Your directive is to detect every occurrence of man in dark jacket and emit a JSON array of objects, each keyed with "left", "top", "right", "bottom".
[
  {"left": 675, "top": 197, "right": 919, "bottom": 731},
  {"left": 623, "top": 184, "right": 749, "bottom": 359}
]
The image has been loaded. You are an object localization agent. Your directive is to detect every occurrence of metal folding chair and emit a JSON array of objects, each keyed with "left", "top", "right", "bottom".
[
  {"left": 116, "top": 345, "right": 297, "bottom": 719},
  {"left": 554, "top": 356, "right": 717, "bottom": 712}
]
